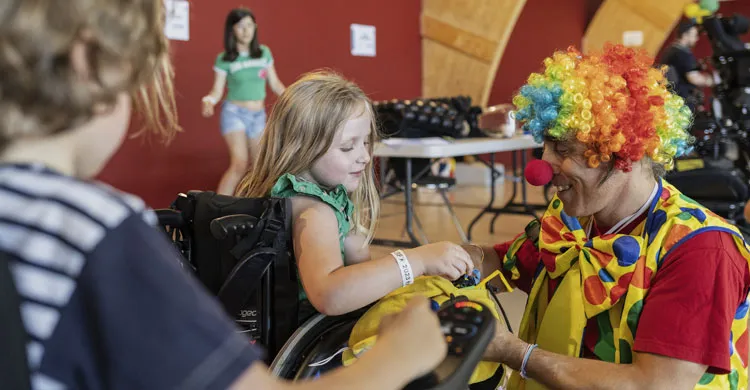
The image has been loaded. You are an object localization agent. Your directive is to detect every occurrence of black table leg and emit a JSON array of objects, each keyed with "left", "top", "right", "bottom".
[
  {"left": 467, "top": 150, "right": 547, "bottom": 242},
  {"left": 467, "top": 153, "right": 498, "bottom": 241},
  {"left": 379, "top": 157, "right": 386, "bottom": 195},
  {"left": 403, "top": 158, "right": 420, "bottom": 245},
  {"left": 372, "top": 158, "right": 422, "bottom": 248}
]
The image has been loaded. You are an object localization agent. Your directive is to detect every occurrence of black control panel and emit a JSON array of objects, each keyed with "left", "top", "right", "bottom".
[{"left": 403, "top": 300, "right": 496, "bottom": 390}]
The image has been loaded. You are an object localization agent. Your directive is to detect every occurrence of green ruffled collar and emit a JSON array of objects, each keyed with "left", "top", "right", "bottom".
[{"left": 272, "top": 173, "right": 355, "bottom": 219}]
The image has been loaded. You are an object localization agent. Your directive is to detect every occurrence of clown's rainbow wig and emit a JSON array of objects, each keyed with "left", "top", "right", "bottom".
[{"left": 513, "top": 43, "right": 694, "bottom": 172}]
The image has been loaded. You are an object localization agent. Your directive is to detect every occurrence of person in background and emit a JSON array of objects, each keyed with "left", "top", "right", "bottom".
[
  {"left": 202, "top": 8, "right": 286, "bottom": 195},
  {"left": 661, "top": 19, "right": 715, "bottom": 112}
]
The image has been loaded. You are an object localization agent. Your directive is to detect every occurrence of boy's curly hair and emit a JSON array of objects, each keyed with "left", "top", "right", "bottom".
[{"left": 0, "top": 0, "right": 180, "bottom": 151}]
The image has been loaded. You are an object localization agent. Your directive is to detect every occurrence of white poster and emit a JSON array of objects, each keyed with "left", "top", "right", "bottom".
[
  {"left": 165, "top": 0, "right": 190, "bottom": 41},
  {"left": 351, "top": 24, "right": 376, "bottom": 57},
  {"left": 622, "top": 30, "right": 644, "bottom": 47}
]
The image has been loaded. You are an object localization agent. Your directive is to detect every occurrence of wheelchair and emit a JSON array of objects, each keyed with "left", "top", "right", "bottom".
[
  {"left": 155, "top": 190, "right": 510, "bottom": 389},
  {"left": 155, "top": 190, "right": 301, "bottom": 361}
]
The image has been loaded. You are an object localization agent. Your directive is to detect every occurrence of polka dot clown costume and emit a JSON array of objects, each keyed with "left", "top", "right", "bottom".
[{"left": 503, "top": 44, "right": 750, "bottom": 390}]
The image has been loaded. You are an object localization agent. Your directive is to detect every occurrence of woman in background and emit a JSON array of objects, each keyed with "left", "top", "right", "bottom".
[{"left": 202, "top": 8, "right": 286, "bottom": 195}]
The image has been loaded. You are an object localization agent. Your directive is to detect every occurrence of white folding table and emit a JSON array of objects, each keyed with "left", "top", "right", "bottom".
[{"left": 373, "top": 135, "right": 545, "bottom": 247}]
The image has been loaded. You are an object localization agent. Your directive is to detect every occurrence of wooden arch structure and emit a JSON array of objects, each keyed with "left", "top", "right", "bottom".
[
  {"left": 420, "top": 0, "right": 527, "bottom": 107},
  {"left": 420, "top": 0, "right": 695, "bottom": 107},
  {"left": 583, "top": 0, "right": 693, "bottom": 57}
]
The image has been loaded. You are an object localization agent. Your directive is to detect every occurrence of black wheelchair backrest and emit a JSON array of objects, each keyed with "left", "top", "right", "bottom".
[{"left": 158, "top": 191, "right": 298, "bottom": 360}]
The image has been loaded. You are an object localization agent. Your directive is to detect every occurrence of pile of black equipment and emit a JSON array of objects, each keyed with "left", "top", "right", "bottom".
[
  {"left": 667, "top": 13, "right": 750, "bottom": 228},
  {"left": 372, "top": 96, "right": 484, "bottom": 140},
  {"left": 372, "top": 96, "right": 484, "bottom": 191}
]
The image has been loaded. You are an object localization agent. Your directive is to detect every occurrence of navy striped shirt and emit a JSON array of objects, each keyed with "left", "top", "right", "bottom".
[{"left": 0, "top": 163, "right": 261, "bottom": 390}]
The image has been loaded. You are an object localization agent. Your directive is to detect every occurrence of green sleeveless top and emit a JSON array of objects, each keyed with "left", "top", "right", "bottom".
[
  {"left": 213, "top": 45, "right": 274, "bottom": 101},
  {"left": 270, "top": 173, "right": 355, "bottom": 300}
]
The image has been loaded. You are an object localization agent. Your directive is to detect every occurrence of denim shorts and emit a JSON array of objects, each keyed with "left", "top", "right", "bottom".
[{"left": 220, "top": 101, "right": 267, "bottom": 139}]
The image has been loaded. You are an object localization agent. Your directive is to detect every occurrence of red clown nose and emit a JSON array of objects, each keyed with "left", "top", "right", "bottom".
[{"left": 524, "top": 159, "right": 553, "bottom": 186}]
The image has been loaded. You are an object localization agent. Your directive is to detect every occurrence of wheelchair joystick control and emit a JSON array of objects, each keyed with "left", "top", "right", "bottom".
[{"left": 403, "top": 300, "right": 495, "bottom": 390}]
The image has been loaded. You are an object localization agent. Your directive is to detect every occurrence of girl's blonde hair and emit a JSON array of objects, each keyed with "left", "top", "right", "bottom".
[
  {"left": 235, "top": 71, "right": 380, "bottom": 243},
  {"left": 0, "top": 0, "right": 180, "bottom": 151}
]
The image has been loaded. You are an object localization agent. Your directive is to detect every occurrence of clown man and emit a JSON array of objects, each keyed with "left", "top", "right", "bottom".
[{"left": 467, "top": 43, "right": 750, "bottom": 390}]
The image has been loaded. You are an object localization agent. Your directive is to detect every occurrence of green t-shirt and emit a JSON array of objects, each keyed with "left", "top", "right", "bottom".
[
  {"left": 270, "top": 173, "right": 355, "bottom": 301},
  {"left": 213, "top": 45, "right": 274, "bottom": 102}
]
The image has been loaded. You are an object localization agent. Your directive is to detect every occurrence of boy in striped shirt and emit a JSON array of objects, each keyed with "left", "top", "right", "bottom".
[{"left": 0, "top": 1, "right": 447, "bottom": 389}]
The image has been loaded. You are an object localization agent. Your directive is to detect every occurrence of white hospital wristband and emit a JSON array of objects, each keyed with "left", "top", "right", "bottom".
[{"left": 391, "top": 250, "right": 414, "bottom": 287}]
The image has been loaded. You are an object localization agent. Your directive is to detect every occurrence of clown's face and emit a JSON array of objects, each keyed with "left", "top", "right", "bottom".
[{"left": 541, "top": 139, "right": 631, "bottom": 220}]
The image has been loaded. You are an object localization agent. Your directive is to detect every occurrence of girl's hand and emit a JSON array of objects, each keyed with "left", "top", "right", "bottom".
[
  {"left": 405, "top": 242, "right": 473, "bottom": 281},
  {"left": 201, "top": 96, "right": 216, "bottom": 117}
]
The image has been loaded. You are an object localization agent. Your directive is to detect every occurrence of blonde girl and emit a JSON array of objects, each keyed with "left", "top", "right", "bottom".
[{"left": 236, "top": 71, "right": 474, "bottom": 317}]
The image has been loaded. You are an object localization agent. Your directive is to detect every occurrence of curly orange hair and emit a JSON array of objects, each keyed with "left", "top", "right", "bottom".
[{"left": 513, "top": 43, "right": 694, "bottom": 172}]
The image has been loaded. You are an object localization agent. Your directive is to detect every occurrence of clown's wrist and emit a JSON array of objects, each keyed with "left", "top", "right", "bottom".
[
  {"left": 461, "top": 244, "right": 485, "bottom": 271},
  {"left": 485, "top": 331, "right": 527, "bottom": 367}
]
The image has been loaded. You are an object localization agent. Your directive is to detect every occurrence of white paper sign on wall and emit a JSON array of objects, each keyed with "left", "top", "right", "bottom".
[
  {"left": 622, "top": 30, "right": 644, "bottom": 47},
  {"left": 351, "top": 24, "right": 376, "bottom": 57},
  {"left": 165, "top": 0, "right": 190, "bottom": 41}
]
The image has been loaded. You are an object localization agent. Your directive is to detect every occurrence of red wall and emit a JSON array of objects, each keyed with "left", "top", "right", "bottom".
[{"left": 97, "top": 0, "right": 422, "bottom": 208}]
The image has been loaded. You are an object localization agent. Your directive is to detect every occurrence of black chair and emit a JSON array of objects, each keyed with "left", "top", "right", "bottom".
[
  {"left": 155, "top": 191, "right": 298, "bottom": 362},
  {"left": 666, "top": 157, "right": 749, "bottom": 222}
]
